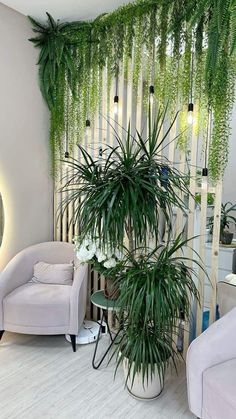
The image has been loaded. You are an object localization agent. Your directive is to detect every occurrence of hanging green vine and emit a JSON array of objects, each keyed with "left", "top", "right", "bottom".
[{"left": 29, "top": 0, "right": 236, "bottom": 180}]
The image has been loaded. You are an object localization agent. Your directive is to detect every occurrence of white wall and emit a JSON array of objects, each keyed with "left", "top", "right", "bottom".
[
  {"left": 0, "top": 2, "right": 53, "bottom": 270},
  {"left": 222, "top": 98, "right": 236, "bottom": 205}
]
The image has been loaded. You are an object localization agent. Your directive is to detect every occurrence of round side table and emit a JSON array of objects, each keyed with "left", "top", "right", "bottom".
[{"left": 91, "top": 290, "right": 121, "bottom": 369}]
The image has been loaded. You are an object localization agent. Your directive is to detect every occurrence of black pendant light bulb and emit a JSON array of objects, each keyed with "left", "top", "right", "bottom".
[
  {"left": 114, "top": 95, "right": 119, "bottom": 115},
  {"left": 202, "top": 167, "right": 208, "bottom": 191},
  {"left": 187, "top": 103, "right": 194, "bottom": 125},
  {"left": 188, "top": 43, "right": 195, "bottom": 125},
  {"left": 86, "top": 119, "right": 91, "bottom": 135},
  {"left": 149, "top": 85, "right": 155, "bottom": 105}
]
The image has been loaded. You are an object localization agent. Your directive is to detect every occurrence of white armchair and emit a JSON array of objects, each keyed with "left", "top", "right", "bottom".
[
  {"left": 0, "top": 242, "right": 88, "bottom": 352},
  {"left": 187, "top": 307, "right": 236, "bottom": 419},
  {"left": 217, "top": 274, "right": 236, "bottom": 317}
]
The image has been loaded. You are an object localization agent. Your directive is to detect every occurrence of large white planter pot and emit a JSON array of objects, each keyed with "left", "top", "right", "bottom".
[{"left": 123, "top": 358, "right": 164, "bottom": 400}]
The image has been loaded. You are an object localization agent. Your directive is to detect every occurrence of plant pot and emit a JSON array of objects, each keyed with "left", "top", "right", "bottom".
[
  {"left": 104, "top": 277, "right": 119, "bottom": 300},
  {"left": 206, "top": 228, "right": 213, "bottom": 243},
  {"left": 122, "top": 357, "right": 164, "bottom": 401},
  {"left": 220, "top": 230, "right": 234, "bottom": 245}
]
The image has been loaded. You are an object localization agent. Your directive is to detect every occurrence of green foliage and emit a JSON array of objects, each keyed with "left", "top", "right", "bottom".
[
  {"left": 132, "top": 14, "right": 143, "bottom": 93},
  {"left": 29, "top": 0, "right": 236, "bottom": 179},
  {"left": 28, "top": 1, "right": 235, "bottom": 387},
  {"left": 29, "top": 13, "right": 78, "bottom": 109},
  {"left": 113, "top": 235, "right": 202, "bottom": 386},
  {"left": 189, "top": 0, "right": 236, "bottom": 180},
  {"left": 61, "top": 111, "right": 204, "bottom": 387},
  {"left": 208, "top": 201, "right": 236, "bottom": 234},
  {"left": 195, "top": 192, "right": 214, "bottom": 206},
  {"left": 60, "top": 109, "right": 190, "bottom": 250}
]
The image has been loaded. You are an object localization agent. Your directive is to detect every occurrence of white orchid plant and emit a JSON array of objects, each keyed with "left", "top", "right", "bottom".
[{"left": 74, "top": 235, "right": 124, "bottom": 274}]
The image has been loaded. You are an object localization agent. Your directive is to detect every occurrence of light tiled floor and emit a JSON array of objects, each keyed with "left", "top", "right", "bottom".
[{"left": 0, "top": 332, "right": 194, "bottom": 419}]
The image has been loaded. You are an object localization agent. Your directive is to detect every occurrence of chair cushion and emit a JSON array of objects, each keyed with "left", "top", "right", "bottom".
[
  {"left": 202, "top": 358, "right": 236, "bottom": 419},
  {"left": 30, "top": 261, "right": 73, "bottom": 285},
  {"left": 225, "top": 274, "right": 236, "bottom": 286},
  {"left": 3, "top": 283, "right": 71, "bottom": 328}
]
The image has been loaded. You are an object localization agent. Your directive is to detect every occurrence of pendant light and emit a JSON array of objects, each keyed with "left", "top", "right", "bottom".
[
  {"left": 201, "top": 167, "right": 208, "bottom": 191},
  {"left": 114, "top": 95, "right": 119, "bottom": 115},
  {"left": 187, "top": 103, "right": 194, "bottom": 125},
  {"left": 149, "top": 85, "right": 155, "bottom": 105},
  {"left": 188, "top": 40, "right": 195, "bottom": 125},
  {"left": 114, "top": 65, "right": 119, "bottom": 115},
  {"left": 86, "top": 119, "right": 91, "bottom": 135}
]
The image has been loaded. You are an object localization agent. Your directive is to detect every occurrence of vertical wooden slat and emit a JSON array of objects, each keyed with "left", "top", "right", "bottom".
[
  {"left": 183, "top": 130, "right": 198, "bottom": 355},
  {"left": 118, "top": 62, "right": 125, "bottom": 141},
  {"left": 112, "top": 67, "right": 120, "bottom": 144},
  {"left": 104, "top": 62, "right": 112, "bottom": 155},
  {"left": 209, "top": 180, "right": 222, "bottom": 325},
  {"left": 168, "top": 116, "right": 177, "bottom": 167},
  {"left": 109, "top": 77, "right": 116, "bottom": 148},
  {"left": 196, "top": 177, "right": 208, "bottom": 336},
  {"left": 54, "top": 179, "right": 61, "bottom": 241},
  {"left": 175, "top": 151, "right": 186, "bottom": 242},
  {"left": 62, "top": 160, "right": 68, "bottom": 243},
  {"left": 93, "top": 271, "right": 99, "bottom": 321},
  {"left": 126, "top": 52, "right": 134, "bottom": 134},
  {"left": 67, "top": 165, "right": 74, "bottom": 243},
  {"left": 173, "top": 148, "right": 186, "bottom": 352},
  {"left": 164, "top": 116, "right": 177, "bottom": 244},
  {"left": 100, "top": 275, "right": 105, "bottom": 290},
  {"left": 102, "top": 66, "right": 108, "bottom": 155},
  {"left": 54, "top": 48, "right": 222, "bottom": 340},
  {"left": 136, "top": 47, "right": 144, "bottom": 134},
  {"left": 86, "top": 265, "right": 92, "bottom": 320}
]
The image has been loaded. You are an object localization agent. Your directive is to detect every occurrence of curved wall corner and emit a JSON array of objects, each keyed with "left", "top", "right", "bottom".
[{"left": 0, "top": 4, "right": 53, "bottom": 270}]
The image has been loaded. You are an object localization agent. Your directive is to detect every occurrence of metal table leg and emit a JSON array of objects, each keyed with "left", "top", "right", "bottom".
[{"left": 92, "top": 309, "right": 119, "bottom": 370}]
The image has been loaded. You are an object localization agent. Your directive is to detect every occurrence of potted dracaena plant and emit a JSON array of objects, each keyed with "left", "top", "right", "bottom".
[
  {"left": 208, "top": 202, "right": 236, "bottom": 245},
  {"left": 113, "top": 236, "right": 200, "bottom": 400},
  {"left": 60, "top": 107, "right": 203, "bottom": 399}
]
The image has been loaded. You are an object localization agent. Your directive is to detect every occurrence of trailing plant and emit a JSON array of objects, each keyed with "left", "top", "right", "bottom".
[
  {"left": 132, "top": 14, "right": 143, "bottom": 93},
  {"left": 29, "top": 0, "right": 236, "bottom": 179},
  {"left": 189, "top": 0, "right": 236, "bottom": 180}
]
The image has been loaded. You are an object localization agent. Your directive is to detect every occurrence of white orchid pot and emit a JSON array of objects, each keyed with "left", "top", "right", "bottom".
[{"left": 123, "top": 357, "right": 164, "bottom": 400}]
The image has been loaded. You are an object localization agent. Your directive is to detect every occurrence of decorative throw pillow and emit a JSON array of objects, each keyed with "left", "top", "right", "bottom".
[
  {"left": 225, "top": 274, "right": 236, "bottom": 286},
  {"left": 30, "top": 261, "right": 74, "bottom": 285}
]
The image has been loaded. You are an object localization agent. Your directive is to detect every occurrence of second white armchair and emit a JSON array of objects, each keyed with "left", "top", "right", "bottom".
[{"left": 187, "top": 307, "right": 236, "bottom": 419}]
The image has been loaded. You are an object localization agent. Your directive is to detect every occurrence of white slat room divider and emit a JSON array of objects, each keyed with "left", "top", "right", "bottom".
[{"left": 54, "top": 50, "right": 222, "bottom": 351}]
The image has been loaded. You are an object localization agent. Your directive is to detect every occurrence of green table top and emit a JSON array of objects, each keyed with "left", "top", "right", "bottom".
[{"left": 91, "top": 290, "right": 120, "bottom": 311}]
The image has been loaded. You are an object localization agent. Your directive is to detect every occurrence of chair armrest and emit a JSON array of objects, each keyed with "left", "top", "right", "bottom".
[
  {"left": 68, "top": 263, "right": 88, "bottom": 335},
  {"left": 0, "top": 252, "right": 34, "bottom": 300},
  {"left": 0, "top": 251, "right": 35, "bottom": 329},
  {"left": 218, "top": 280, "right": 236, "bottom": 316},
  {"left": 187, "top": 307, "right": 236, "bottom": 418}
]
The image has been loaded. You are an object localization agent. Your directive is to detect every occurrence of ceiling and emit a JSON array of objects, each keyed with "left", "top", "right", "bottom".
[{"left": 1, "top": 0, "right": 131, "bottom": 22}]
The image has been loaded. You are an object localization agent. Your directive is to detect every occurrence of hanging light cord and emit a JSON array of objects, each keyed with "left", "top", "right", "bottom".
[
  {"left": 65, "top": 84, "right": 69, "bottom": 158},
  {"left": 151, "top": 38, "right": 156, "bottom": 86},
  {"left": 206, "top": 107, "right": 212, "bottom": 169},
  {"left": 189, "top": 33, "right": 195, "bottom": 104},
  {"left": 115, "top": 64, "right": 119, "bottom": 97}
]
